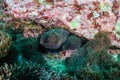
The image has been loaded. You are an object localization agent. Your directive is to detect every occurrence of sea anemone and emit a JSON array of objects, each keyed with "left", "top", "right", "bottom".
[
  {"left": 0, "top": 31, "right": 11, "bottom": 58},
  {"left": 10, "top": 61, "right": 42, "bottom": 80},
  {"left": 10, "top": 60, "right": 75, "bottom": 80}
]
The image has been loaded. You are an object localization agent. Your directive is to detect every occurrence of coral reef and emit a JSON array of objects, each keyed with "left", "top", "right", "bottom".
[
  {"left": 10, "top": 61, "right": 43, "bottom": 80},
  {"left": 4, "top": 0, "right": 120, "bottom": 47},
  {"left": 22, "top": 22, "right": 44, "bottom": 38},
  {"left": 0, "top": 0, "right": 120, "bottom": 80},
  {"left": 0, "top": 31, "right": 11, "bottom": 58},
  {"left": 65, "top": 32, "right": 120, "bottom": 79},
  {"left": 0, "top": 61, "right": 76, "bottom": 80}
]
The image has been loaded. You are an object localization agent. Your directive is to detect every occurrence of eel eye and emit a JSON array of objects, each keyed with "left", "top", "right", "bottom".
[{"left": 44, "top": 36, "right": 49, "bottom": 42}]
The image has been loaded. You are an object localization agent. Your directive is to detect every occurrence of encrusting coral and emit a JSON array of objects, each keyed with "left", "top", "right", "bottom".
[
  {"left": 3, "top": 0, "right": 120, "bottom": 47},
  {"left": 0, "top": 31, "right": 11, "bottom": 58}
]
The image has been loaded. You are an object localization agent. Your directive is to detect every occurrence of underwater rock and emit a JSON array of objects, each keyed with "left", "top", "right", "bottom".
[
  {"left": 65, "top": 32, "right": 113, "bottom": 79},
  {"left": 39, "top": 28, "right": 70, "bottom": 50},
  {"left": 62, "top": 35, "right": 82, "bottom": 50},
  {"left": 0, "top": 31, "right": 11, "bottom": 58},
  {"left": 0, "top": 61, "right": 43, "bottom": 80}
]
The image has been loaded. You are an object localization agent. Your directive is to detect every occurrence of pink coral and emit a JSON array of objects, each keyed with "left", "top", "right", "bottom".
[{"left": 4, "top": 0, "right": 120, "bottom": 47}]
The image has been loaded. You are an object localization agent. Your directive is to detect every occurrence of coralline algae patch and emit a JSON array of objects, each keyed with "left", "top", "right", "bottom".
[{"left": 4, "top": 0, "right": 120, "bottom": 47}]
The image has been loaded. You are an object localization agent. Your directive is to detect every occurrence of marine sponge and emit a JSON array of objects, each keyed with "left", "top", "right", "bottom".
[{"left": 0, "top": 31, "right": 11, "bottom": 58}]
